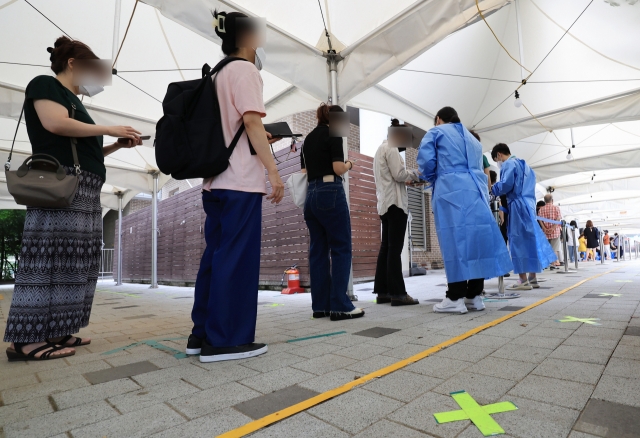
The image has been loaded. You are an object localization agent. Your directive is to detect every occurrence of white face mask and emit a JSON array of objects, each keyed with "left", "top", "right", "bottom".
[
  {"left": 496, "top": 160, "right": 503, "bottom": 170},
  {"left": 78, "top": 84, "right": 104, "bottom": 97},
  {"left": 254, "top": 47, "right": 266, "bottom": 71}
]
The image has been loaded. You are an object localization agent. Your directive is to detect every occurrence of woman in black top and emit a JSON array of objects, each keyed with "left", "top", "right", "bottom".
[
  {"left": 583, "top": 220, "right": 599, "bottom": 260},
  {"left": 300, "top": 104, "right": 364, "bottom": 321},
  {"left": 5, "top": 37, "right": 142, "bottom": 362}
]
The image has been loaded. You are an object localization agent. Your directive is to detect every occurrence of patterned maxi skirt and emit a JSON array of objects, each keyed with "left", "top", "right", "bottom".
[{"left": 3, "top": 170, "right": 104, "bottom": 343}]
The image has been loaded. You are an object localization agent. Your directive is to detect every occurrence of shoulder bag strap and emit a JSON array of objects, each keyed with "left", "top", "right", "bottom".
[
  {"left": 5, "top": 104, "right": 25, "bottom": 171},
  {"left": 69, "top": 104, "right": 81, "bottom": 174}
]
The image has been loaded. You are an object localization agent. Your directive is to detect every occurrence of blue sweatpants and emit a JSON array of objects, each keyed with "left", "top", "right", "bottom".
[{"left": 191, "top": 189, "right": 262, "bottom": 348}]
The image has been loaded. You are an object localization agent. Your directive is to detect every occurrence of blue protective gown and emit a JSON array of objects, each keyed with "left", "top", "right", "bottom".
[
  {"left": 491, "top": 156, "right": 557, "bottom": 274},
  {"left": 417, "top": 123, "right": 513, "bottom": 283}
]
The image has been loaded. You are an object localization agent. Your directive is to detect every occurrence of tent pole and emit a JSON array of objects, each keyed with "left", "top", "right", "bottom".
[
  {"left": 116, "top": 191, "right": 123, "bottom": 286},
  {"left": 328, "top": 54, "right": 357, "bottom": 301},
  {"left": 150, "top": 172, "right": 159, "bottom": 289},
  {"left": 514, "top": 0, "right": 527, "bottom": 81},
  {"left": 112, "top": 0, "right": 122, "bottom": 64}
]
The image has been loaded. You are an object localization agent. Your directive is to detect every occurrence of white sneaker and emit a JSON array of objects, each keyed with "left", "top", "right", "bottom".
[
  {"left": 434, "top": 298, "right": 468, "bottom": 314},
  {"left": 508, "top": 281, "right": 533, "bottom": 291},
  {"left": 464, "top": 296, "right": 485, "bottom": 311}
]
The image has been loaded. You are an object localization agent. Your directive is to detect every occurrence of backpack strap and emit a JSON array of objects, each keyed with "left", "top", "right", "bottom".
[{"left": 210, "top": 57, "right": 257, "bottom": 156}]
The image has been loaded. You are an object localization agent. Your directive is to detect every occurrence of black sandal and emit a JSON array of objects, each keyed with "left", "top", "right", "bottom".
[
  {"left": 46, "top": 335, "right": 91, "bottom": 347},
  {"left": 6, "top": 342, "right": 76, "bottom": 362}
]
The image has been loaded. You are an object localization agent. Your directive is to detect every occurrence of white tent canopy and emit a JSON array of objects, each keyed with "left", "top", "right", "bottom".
[{"left": 1, "top": 0, "right": 639, "bottom": 234}]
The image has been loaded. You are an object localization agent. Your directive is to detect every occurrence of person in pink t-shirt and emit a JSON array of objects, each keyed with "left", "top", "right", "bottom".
[{"left": 187, "top": 10, "right": 284, "bottom": 363}]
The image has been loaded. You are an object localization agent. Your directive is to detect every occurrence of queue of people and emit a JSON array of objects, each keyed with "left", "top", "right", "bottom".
[{"left": 2, "top": 8, "right": 601, "bottom": 365}]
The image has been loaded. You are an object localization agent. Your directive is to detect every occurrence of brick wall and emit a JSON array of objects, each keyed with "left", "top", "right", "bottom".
[
  {"left": 405, "top": 147, "right": 444, "bottom": 269},
  {"left": 160, "top": 178, "right": 203, "bottom": 200},
  {"left": 114, "top": 148, "right": 378, "bottom": 287},
  {"left": 123, "top": 197, "right": 152, "bottom": 217}
]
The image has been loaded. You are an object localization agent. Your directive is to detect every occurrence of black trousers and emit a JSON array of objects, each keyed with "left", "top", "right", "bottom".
[
  {"left": 374, "top": 205, "right": 408, "bottom": 297},
  {"left": 500, "top": 213, "right": 509, "bottom": 244},
  {"left": 447, "top": 278, "right": 485, "bottom": 301}
]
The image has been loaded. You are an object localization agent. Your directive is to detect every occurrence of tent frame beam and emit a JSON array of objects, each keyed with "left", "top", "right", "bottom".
[{"left": 475, "top": 87, "right": 640, "bottom": 134}]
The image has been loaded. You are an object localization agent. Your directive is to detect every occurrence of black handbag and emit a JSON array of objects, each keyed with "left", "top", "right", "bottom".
[{"left": 5, "top": 103, "right": 80, "bottom": 208}]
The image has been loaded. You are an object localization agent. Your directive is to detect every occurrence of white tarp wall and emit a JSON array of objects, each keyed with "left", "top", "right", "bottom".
[{"left": 2, "top": 0, "right": 640, "bottom": 234}]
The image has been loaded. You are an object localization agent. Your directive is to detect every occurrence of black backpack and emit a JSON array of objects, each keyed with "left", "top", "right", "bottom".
[{"left": 154, "top": 57, "right": 253, "bottom": 180}]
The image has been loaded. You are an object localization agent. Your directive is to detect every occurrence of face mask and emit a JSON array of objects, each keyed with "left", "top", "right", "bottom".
[
  {"left": 254, "top": 47, "right": 266, "bottom": 71},
  {"left": 78, "top": 84, "right": 104, "bottom": 97},
  {"left": 496, "top": 160, "right": 503, "bottom": 170}
]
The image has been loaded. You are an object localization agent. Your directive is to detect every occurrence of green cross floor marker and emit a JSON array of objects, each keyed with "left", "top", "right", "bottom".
[
  {"left": 101, "top": 337, "right": 189, "bottom": 359},
  {"left": 264, "top": 303, "right": 284, "bottom": 307},
  {"left": 556, "top": 316, "right": 601, "bottom": 325},
  {"left": 434, "top": 390, "right": 518, "bottom": 436},
  {"left": 599, "top": 293, "right": 622, "bottom": 297}
]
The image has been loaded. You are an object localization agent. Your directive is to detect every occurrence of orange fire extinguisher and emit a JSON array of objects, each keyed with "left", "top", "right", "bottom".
[{"left": 281, "top": 264, "right": 306, "bottom": 295}]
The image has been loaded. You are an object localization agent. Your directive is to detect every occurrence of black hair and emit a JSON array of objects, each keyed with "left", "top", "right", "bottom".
[
  {"left": 570, "top": 220, "right": 578, "bottom": 227},
  {"left": 536, "top": 200, "right": 546, "bottom": 211},
  {"left": 434, "top": 106, "right": 461, "bottom": 125},
  {"left": 469, "top": 129, "right": 481, "bottom": 142},
  {"left": 491, "top": 143, "right": 511, "bottom": 160},
  {"left": 489, "top": 170, "right": 497, "bottom": 184},
  {"left": 212, "top": 9, "right": 253, "bottom": 56},
  {"left": 391, "top": 118, "right": 405, "bottom": 127}
]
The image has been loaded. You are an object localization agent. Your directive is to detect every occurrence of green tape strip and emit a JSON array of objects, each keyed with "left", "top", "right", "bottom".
[
  {"left": 483, "top": 401, "right": 518, "bottom": 415},
  {"left": 101, "top": 342, "right": 141, "bottom": 355},
  {"left": 264, "top": 303, "right": 285, "bottom": 307},
  {"left": 101, "top": 337, "right": 189, "bottom": 359},
  {"left": 434, "top": 409, "right": 469, "bottom": 423},
  {"left": 287, "top": 331, "right": 347, "bottom": 343}
]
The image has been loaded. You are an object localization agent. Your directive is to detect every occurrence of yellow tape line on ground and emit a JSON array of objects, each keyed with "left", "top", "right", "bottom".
[{"left": 218, "top": 268, "right": 619, "bottom": 438}]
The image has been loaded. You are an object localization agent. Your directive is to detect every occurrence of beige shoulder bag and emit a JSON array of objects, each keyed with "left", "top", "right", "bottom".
[{"left": 5, "top": 103, "right": 80, "bottom": 208}]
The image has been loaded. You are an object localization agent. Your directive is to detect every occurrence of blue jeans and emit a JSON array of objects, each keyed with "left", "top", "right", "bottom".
[
  {"left": 191, "top": 189, "right": 262, "bottom": 347},
  {"left": 568, "top": 246, "right": 575, "bottom": 263},
  {"left": 304, "top": 178, "right": 355, "bottom": 313}
]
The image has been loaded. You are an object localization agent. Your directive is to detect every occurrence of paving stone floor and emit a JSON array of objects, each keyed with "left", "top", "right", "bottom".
[{"left": 1, "top": 259, "right": 640, "bottom": 437}]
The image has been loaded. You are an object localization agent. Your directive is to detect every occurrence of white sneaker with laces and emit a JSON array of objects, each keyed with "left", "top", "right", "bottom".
[
  {"left": 508, "top": 281, "right": 533, "bottom": 291},
  {"left": 434, "top": 298, "right": 468, "bottom": 314},
  {"left": 464, "top": 296, "right": 485, "bottom": 311}
]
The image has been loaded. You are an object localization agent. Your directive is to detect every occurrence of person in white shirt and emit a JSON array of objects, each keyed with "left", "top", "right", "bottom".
[
  {"left": 373, "top": 120, "right": 421, "bottom": 306},
  {"left": 567, "top": 220, "right": 579, "bottom": 263}
]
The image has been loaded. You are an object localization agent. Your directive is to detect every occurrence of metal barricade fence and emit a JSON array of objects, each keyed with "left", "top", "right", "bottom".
[
  {"left": 100, "top": 248, "right": 114, "bottom": 279},
  {"left": 535, "top": 215, "right": 577, "bottom": 273}
]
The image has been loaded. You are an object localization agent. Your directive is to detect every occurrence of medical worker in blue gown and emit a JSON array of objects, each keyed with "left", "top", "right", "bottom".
[
  {"left": 490, "top": 143, "right": 557, "bottom": 289},
  {"left": 417, "top": 107, "right": 513, "bottom": 314}
]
